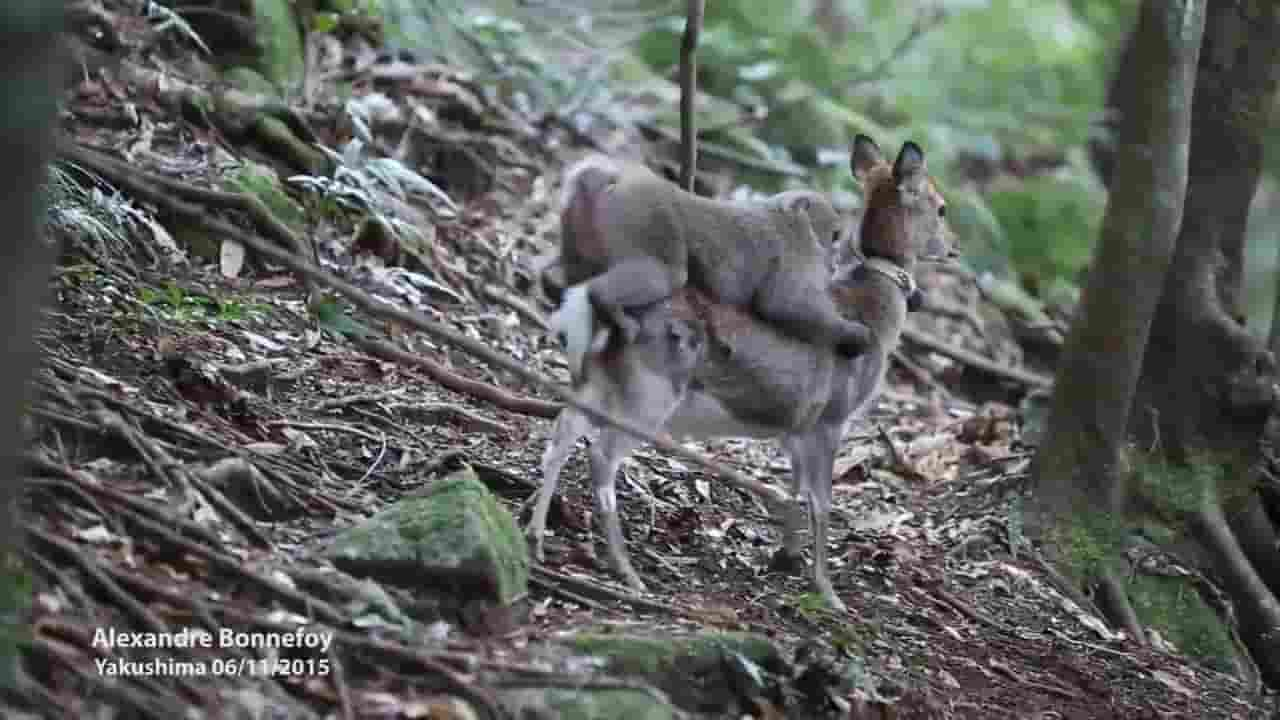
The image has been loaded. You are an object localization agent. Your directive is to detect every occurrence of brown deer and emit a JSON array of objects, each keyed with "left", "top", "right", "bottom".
[{"left": 528, "top": 135, "right": 956, "bottom": 610}]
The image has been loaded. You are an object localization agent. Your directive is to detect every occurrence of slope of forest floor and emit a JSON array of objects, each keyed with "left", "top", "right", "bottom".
[{"left": 16, "top": 3, "right": 1279, "bottom": 718}]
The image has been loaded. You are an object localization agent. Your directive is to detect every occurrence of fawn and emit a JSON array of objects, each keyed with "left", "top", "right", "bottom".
[{"left": 528, "top": 135, "right": 956, "bottom": 610}]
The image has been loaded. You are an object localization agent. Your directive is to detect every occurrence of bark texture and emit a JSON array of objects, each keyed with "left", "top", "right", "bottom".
[
  {"left": 1032, "top": 0, "right": 1205, "bottom": 523},
  {"left": 1122, "top": 0, "right": 1280, "bottom": 683},
  {"left": 0, "top": 1, "right": 69, "bottom": 687}
]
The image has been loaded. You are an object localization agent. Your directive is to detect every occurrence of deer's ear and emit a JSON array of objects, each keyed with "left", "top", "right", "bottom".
[
  {"left": 851, "top": 135, "right": 883, "bottom": 182},
  {"left": 893, "top": 141, "right": 926, "bottom": 182}
]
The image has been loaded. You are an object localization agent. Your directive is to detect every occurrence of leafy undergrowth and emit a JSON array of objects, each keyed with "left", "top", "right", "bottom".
[{"left": 17, "top": 1, "right": 1276, "bottom": 718}]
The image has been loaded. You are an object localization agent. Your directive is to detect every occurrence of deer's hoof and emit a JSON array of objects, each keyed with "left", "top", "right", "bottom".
[
  {"left": 768, "top": 548, "right": 806, "bottom": 575},
  {"left": 813, "top": 578, "right": 847, "bottom": 613}
]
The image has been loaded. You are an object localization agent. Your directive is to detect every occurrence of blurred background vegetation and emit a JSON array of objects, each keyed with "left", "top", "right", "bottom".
[{"left": 369, "top": 0, "right": 1280, "bottom": 330}]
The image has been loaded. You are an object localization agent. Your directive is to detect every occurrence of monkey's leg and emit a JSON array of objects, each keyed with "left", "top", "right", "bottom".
[
  {"left": 752, "top": 281, "right": 872, "bottom": 357},
  {"left": 586, "top": 256, "right": 682, "bottom": 342}
]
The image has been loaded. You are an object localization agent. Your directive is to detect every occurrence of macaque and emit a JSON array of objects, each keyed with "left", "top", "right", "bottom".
[{"left": 539, "top": 156, "right": 870, "bottom": 375}]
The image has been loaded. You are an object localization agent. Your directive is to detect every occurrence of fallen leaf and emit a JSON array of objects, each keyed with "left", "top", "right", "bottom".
[{"left": 220, "top": 239, "right": 245, "bottom": 278}]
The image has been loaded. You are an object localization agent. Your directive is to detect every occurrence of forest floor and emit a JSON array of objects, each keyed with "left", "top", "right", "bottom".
[{"left": 17, "top": 3, "right": 1279, "bottom": 719}]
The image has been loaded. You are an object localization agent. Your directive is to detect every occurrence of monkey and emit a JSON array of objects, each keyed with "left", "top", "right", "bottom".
[{"left": 539, "top": 155, "right": 871, "bottom": 376}]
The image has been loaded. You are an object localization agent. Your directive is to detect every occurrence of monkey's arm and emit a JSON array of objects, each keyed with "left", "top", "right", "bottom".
[{"left": 752, "top": 261, "right": 872, "bottom": 357}]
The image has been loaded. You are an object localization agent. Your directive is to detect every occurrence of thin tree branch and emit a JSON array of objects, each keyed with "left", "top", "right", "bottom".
[{"left": 679, "top": 0, "right": 704, "bottom": 191}]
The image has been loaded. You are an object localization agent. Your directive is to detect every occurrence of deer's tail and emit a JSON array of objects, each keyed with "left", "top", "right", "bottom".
[{"left": 549, "top": 284, "right": 610, "bottom": 382}]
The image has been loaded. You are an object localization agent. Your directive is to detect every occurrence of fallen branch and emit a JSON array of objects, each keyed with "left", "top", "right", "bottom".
[
  {"left": 901, "top": 326, "right": 1053, "bottom": 389},
  {"left": 353, "top": 334, "right": 562, "bottom": 419},
  {"left": 531, "top": 564, "right": 683, "bottom": 616},
  {"left": 26, "top": 525, "right": 169, "bottom": 634},
  {"left": 56, "top": 139, "right": 792, "bottom": 514}
]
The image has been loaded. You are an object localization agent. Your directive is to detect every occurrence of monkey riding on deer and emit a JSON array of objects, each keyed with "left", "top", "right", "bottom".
[
  {"left": 529, "top": 135, "right": 957, "bottom": 611},
  {"left": 538, "top": 154, "right": 874, "bottom": 377}
]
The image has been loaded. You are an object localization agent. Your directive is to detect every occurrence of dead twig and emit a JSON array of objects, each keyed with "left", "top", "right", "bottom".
[
  {"left": 354, "top": 334, "right": 562, "bottom": 419},
  {"left": 530, "top": 565, "right": 684, "bottom": 616},
  {"left": 26, "top": 524, "right": 169, "bottom": 634},
  {"left": 901, "top": 326, "right": 1052, "bottom": 389}
]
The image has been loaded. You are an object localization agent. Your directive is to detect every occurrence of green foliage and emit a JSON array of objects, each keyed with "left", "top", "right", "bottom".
[
  {"left": 139, "top": 283, "right": 266, "bottom": 325},
  {"left": 44, "top": 162, "right": 151, "bottom": 247},
  {"left": 1128, "top": 574, "right": 1236, "bottom": 674},
  {"left": 144, "top": 1, "right": 211, "bottom": 55},
  {"left": 0, "top": 553, "right": 31, "bottom": 690},
  {"left": 985, "top": 172, "right": 1103, "bottom": 297}
]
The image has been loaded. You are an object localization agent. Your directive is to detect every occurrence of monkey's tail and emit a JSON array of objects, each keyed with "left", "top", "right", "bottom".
[
  {"left": 549, "top": 284, "right": 609, "bottom": 381},
  {"left": 560, "top": 155, "right": 621, "bottom": 213}
]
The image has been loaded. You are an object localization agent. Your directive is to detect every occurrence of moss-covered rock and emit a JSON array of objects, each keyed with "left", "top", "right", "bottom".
[
  {"left": 499, "top": 687, "right": 676, "bottom": 720},
  {"left": 323, "top": 467, "right": 529, "bottom": 606},
  {"left": 564, "top": 632, "right": 784, "bottom": 713},
  {"left": 221, "top": 160, "right": 306, "bottom": 230},
  {"left": 223, "top": 66, "right": 279, "bottom": 98}
]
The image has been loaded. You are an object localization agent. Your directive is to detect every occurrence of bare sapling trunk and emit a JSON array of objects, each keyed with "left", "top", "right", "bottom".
[
  {"left": 0, "top": 0, "right": 69, "bottom": 687},
  {"left": 679, "top": 0, "right": 705, "bottom": 192},
  {"left": 1029, "top": 0, "right": 1205, "bottom": 632}
]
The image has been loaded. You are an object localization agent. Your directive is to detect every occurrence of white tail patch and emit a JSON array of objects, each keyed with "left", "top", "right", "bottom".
[{"left": 549, "top": 284, "right": 598, "bottom": 379}]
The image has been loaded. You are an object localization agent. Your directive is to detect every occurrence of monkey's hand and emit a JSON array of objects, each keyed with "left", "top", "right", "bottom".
[
  {"left": 607, "top": 309, "right": 642, "bottom": 344},
  {"left": 834, "top": 322, "right": 873, "bottom": 358}
]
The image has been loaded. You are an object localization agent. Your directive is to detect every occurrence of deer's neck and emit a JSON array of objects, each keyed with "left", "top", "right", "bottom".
[{"left": 833, "top": 257, "right": 913, "bottom": 353}]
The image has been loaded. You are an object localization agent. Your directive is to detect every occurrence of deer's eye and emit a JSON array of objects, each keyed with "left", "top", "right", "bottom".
[{"left": 938, "top": 205, "right": 947, "bottom": 218}]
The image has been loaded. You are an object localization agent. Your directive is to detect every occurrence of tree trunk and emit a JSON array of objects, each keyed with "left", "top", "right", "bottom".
[
  {"left": 1228, "top": 495, "right": 1280, "bottom": 600},
  {"left": 1031, "top": 0, "right": 1204, "bottom": 534},
  {"left": 0, "top": 1, "right": 69, "bottom": 687},
  {"left": 1123, "top": 0, "right": 1280, "bottom": 682},
  {"left": 1191, "top": 496, "right": 1280, "bottom": 683}
]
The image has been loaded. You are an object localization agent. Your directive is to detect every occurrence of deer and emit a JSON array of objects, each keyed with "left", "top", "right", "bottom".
[{"left": 527, "top": 135, "right": 956, "bottom": 611}]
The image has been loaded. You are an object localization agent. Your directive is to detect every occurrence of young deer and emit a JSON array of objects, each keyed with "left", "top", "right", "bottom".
[{"left": 528, "top": 136, "right": 956, "bottom": 610}]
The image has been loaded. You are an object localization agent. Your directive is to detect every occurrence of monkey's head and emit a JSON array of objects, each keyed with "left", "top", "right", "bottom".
[
  {"left": 850, "top": 135, "right": 957, "bottom": 268},
  {"left": 771, "top": 190, "right": 846, "bottom": 255}
]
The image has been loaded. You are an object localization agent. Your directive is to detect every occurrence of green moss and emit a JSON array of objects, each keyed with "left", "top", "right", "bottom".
[
  {"left": 223, "top": 66, "right": 278, "bottom": 97},
  {"left": 251, "top": 0, "right": 304, "bottom": 91},
  {"left": 0, "top": 553, "right": 31, "bottom": 689},
  {"left": 566, "top": 632, "right": 779, "bottom": 677},
  {"left": 1051, "top": 509, "right": 1123, "bottom": 582},
  {"left": 325, "top": 468, "right": 529, "bottom": 604},
  {"left": 1129, "top": 574, "right": 1235, "bottom": 673},
  {"left": 500, "top": 687, "right": 675, "bottom": 720},
  {"left": 1130, "top": 448, "right": 1251, "bottom": 519},
  {"left": 222, "top": 161, "right": 305, "bottom": 231}
]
